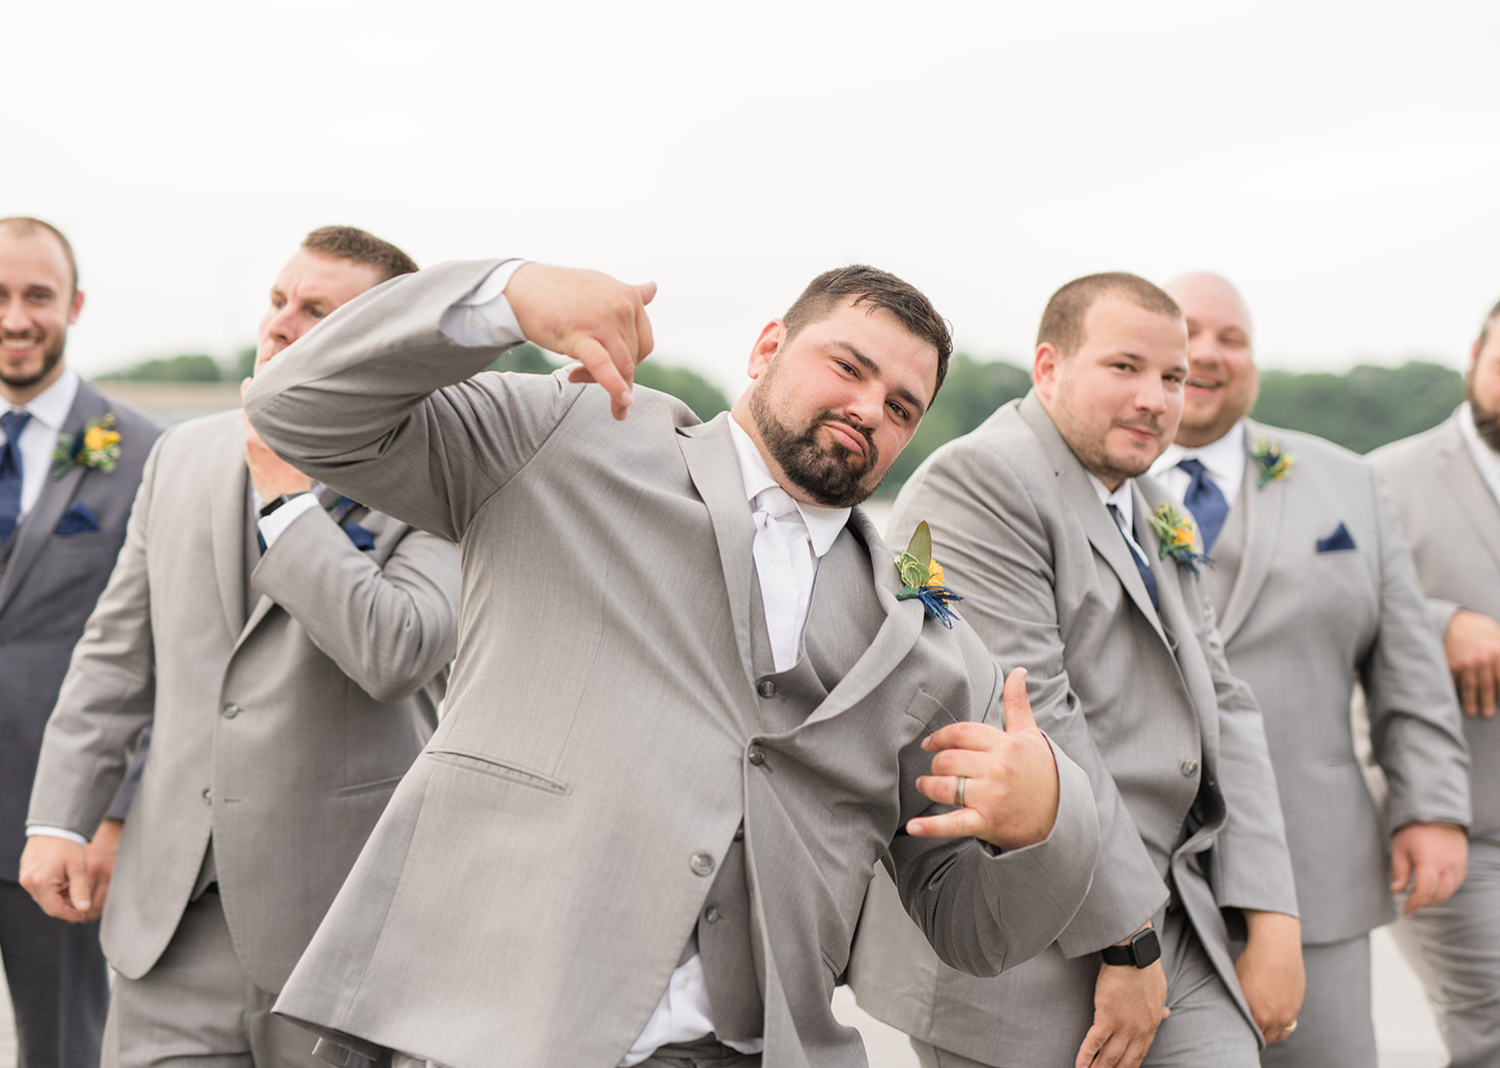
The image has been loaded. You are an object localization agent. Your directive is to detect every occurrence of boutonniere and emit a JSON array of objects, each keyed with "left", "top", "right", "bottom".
[
  {"left": 51, "top": 414, "right": 122, "bottom": 479},
  {"left": 1251, "top": 436, "right": 1295, "bottom": 488},
  {"left": 1148, "top": 503, "right": 1212, "bottom": 575},
  {"left": 895, "top": 520, "right": 963, "bottom": 628}
]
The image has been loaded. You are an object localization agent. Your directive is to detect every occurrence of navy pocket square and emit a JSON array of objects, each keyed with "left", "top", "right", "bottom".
[
  {"left": 344, "top": 523, "right": 376, "bottom": 552},
  {"left": 55, "top": 502, "right": 101, "bottom": 535},
  {"left": 1316, "top": 522, "right": 1356, "bottom": 553}
]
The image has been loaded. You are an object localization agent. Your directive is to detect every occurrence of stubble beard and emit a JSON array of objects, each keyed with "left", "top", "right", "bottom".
[
  {"left": 1468, "top": 376, "right": 1500, "bottom": 454},
  {"left": 0, "top": 335, "right": 65, "bottom": 391},
  {"left": 749, "top": 387, "right": 880, "bottom": 508}
]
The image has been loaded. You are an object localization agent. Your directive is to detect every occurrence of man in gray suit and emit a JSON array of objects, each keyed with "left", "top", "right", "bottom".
[
  {"left": 20, "top": 227, "right": 461, "bottom": 1068},
  {"left": 1148, "top": 273, "right": 1470, "bottom": 1067},
  {"left": 244, "top": 258, "right": 1102, "bottom": 1068},
  {"left": 1371, "top": 295, "right": 1500, "bottom": 1068},
  {"left": 0, "top": 217, "right": 161, "bottom": 1068},
  {"left": 850, "top": 272, "right": 1302, "bottom": 1068}
]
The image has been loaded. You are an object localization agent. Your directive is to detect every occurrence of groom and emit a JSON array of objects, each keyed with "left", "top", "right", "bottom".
[{"left": 246, "top": 258, "right": 1102, "bottom": 1067}]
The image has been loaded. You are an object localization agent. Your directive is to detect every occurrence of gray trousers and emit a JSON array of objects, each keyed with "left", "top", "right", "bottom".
[
  {"left": 1259, "top": 934, "right": 1375, "bottom": 1068},
  {"left": 102, "top": 889, "right": 323, "bottom": 1068},
  {"left": 1392, "top": 835, "right": 1500, "bottom": 1068},
  {"left": 0, "top": 877, "right": 109, "bottom": 1068},
  {"left": 911, "top": 909, "right": 1259, "bottom": 1068}
]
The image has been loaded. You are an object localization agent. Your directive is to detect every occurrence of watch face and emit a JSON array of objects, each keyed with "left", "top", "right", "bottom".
[{"left": 1132, "top": 928, "right": 1162, "bottom": 967}]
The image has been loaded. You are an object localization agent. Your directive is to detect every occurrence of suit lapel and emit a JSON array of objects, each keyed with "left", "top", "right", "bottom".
[
  {"left": 1018, "top": 396, "right": 1171, "bottom": 647},
  {"left": 1436, "top": 419, "right": 1500, "bottom": 572},
  {"left": 1215, "top": 421, "right": 1284, "bottom": 642},
  {"left": 1137, "top": 479, "right": 1215, "bottom": 739},
  {"left": 209, "top": 421, "right": 251, "bottom": 639},
  {"left": 0, "top": 384, "right": 108, "bottom": 615},
  {"left": 677, "top": 415, "right": 757, "bottom": 687}
]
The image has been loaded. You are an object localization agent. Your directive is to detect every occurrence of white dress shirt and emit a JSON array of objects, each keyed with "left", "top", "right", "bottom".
[
  {"left": 1151, "top": 419, "right": 1248, "bottom": 515},
  {"left": 2, "top": 369, "right": 81, "bottom": 519},
  {"left": 1089, "top": 473, "right": 1151, "bottom": 565},
  {"left": 1460, "top": 402, "right": 1500, "bottom": 510}
]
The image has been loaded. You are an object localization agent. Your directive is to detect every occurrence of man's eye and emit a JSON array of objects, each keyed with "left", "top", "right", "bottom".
[
  {"left": 888, "top": 402, "right": 908, "bottom": 420},
  {"left": 271, "top": 299, "right": 286, "bottom": 311},
  {"left": 311, "top": 309, "right": 325, "bottom": 320}
]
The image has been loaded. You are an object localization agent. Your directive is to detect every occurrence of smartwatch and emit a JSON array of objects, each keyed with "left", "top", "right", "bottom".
[
  {"left": 1100, "top": 926, "right": 1161, "bottom": 968},
  {"left": 258, "top": 491, "right": 309, "bottom": 519}
]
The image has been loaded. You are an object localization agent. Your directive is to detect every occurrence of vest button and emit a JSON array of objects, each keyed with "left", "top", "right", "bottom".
[
  {"left": 221, "top": 703, "right": 240, "bottom": 719},
  {"left": 705, "top": 905, "right": 722, "bottom": 923},
  {"left": 747, "top": 743, "right": 766, "bottom": 766},
  {"left": 757, "top": 679, "right": 777, "bottom": 698},
  {"left": 1181, "top": 759, "right": 1199, "bottom": 777},
  {"left": 733, "top": 823, "right": 745, "bottom": 841},
  {"left": 690, "top": 853, "right": 715, "bottom": 877},
  {"left": 201, "top": 787, "right": 212, "bottom": 805}
]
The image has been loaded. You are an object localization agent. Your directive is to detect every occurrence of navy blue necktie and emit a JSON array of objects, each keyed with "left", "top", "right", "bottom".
[
  {"left": 1107, "top": 503, "right": 1159, "bottom": 612},
  {"left": 1177, "top": 458, "right": 1229, "bottom": 553},
  {"left": 0, "top": 410, "right": 32, "bottom": 543}
]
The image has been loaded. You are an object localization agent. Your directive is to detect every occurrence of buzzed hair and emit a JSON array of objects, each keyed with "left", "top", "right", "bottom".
[
  {"left": 1478, "top": 296, "right": 1500, "bottom": 351},
  {"left": 302, "top": 226, "right": 418, "bottom": 283},
  {"left": 783, "top": 265, "right": 954, "bottom": 397},
  {"left": 1037, "top": 272, "right": 1182, "bottom": 357},
  {"left": 0, "top": 217, "right": 79, "bottom": 294}
]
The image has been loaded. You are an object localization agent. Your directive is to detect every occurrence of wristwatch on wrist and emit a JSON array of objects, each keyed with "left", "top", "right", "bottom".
[
  {"left": 258, "top": 491, "right": 309, "bottom": 519},
  {"left": 1100, "top": 926, "right": 1161, "bottom": 968}
]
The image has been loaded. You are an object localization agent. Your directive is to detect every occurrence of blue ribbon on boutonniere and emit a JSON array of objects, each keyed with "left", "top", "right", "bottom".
[{"left": 894, "top": 520, "right": 963, "bottom": 628}]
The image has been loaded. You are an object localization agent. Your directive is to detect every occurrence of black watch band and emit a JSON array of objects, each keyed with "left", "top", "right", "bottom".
[
  {"left": 258, "top": 491, "right": 309, "bottom": 519},
  {"left": 1100, "top": 927, "right": 1161, "bottom": 968}
]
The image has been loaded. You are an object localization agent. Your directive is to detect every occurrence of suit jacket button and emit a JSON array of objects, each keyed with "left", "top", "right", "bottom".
[
  {"left": 690, "top": 853, "right": 715, "bottom": 877},
  {"left": 757, "top": 679, "right": 776, "bottom": 698},
  {"left": 1181, "top": 759, "right": 1199, "bottom": 777},
  {"left": 201, "top": 787, "right": 212, "bottom": 805},
  {"left": 733, "top": 822, "right": 745, "bottom": 841},
  {"left": 705, "top": 905, "right": 722, "bottom": 923},
  {"left": 221, "top": 703, "right": 240, "bottom": 719},
  {"left": 747, "top": 743, "right": 766, "bottom": 766}
]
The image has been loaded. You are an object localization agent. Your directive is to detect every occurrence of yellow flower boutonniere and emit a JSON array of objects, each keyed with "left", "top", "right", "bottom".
[
  {"left": 1148, "top": 502, "right": 1212, "bottom": 575},
  {"left": 895, "top": 520, "right": 963, "bottom": 628},
  {"left": 52, "top": 414, "right": 123, "bottom": 479},
  {"left": 1251, "top": 436, "right": 1295, "bottom": 489}
]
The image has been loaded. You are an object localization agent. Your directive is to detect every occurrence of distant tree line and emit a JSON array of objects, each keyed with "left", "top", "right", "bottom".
[{"left": 99, "top": 347, "right": 1464, "bottom": 496}]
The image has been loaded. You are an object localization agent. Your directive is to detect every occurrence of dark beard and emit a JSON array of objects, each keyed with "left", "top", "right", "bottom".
[
  {"left": 0, "top": 338, "right": 64, "bottom": 391},
  {"left": 1469, "top": 378, "right": 1500, "bottom": 454},
  {"left": 749, "top": 391, "right": 880, "bottom": 508}
]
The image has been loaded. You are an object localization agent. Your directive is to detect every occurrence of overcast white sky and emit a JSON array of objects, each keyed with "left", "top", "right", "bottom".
[{"left": 12, "top": 1, "right": 1500, "bottom": 394}]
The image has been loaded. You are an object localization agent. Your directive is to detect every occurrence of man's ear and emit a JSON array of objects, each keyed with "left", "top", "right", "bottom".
[
  {"left": 68, "top": 289, "right": 85, "bottom": 325},
  {"left": 1471, "top": 338, "right": 1484, "bottom": 378},
  {"left": 747, "top": 320, "right": 785, "bottom": 381},
  {"left": 1032, "top": 342, "right": 1060, "bottom": 401}
]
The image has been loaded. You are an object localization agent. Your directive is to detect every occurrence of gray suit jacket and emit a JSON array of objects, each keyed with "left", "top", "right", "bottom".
[
  {"left": 0, "top": 380, "right": 160, "bottom": 881},
  {"left": 26, "top": 409, "right": 460, "bottom": 992},
  {"left": 1372, "top": 412, "right": 1500, "bottom": 840},
  {"left": 243, "top": 260, "right": 1102, "bottom": 1068},
  {"left": 1203, "top": 421, "right": 1469, "bottom": 944},
  {"left": 849, "top": 394, "right": 1297, "bottom": 1065}
]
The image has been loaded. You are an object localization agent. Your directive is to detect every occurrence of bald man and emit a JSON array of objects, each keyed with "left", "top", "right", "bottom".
[{"left": 1148, "top": 273, "right": 1470, "bottom": 1066}]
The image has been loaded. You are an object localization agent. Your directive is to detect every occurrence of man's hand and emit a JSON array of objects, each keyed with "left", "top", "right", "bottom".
[
  {"left": 1444, "top": 609, "right": 1500, "bottom": 717},
  {"left": 907, "top": 668, "right": 1061, "bottom": 849},
  {"left": 19, "top": 834, "right": 96, "bottom": 923},
  {"left": 1391, "top": 822, "right": 1468, "bottom": 915},
  {"left": 1075, "top": 955, "right": 1169, "bottom": 1068},
  {"left": 1234, "top": 910, "right": 1303, "bottom": 1045},
  {"left": 241, "top": 377, "right": 314, "bottom": 500},
  {"left": 504, "top": 263, "right": 657, "bottom": 421},
  {"left": 81, "top": 818, "right": 123, "bottom": 923}
]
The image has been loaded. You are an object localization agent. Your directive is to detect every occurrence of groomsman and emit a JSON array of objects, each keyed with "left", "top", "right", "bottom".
[
  {"left": 851, "top": 272, "right": 1301, "bottom": 1068},
  {"left": 244, "top": 258, "right": 1101, "bottom": 1067},
  {"left": 1371, "top": 296, "right": 1500, "bottom": 1068},
  {"left": 0, "top": 217, "right": 161, "bottom": 1068},
  {"left": 21, "top": 227, "right": 461, "bottom": 1068},
  {"left": 1150, "top": 273, "right": 1469, "bottom": 1067}
]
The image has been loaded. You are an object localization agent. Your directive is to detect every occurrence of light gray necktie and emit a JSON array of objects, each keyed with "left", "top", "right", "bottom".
[{"left": 751, "top": 486, "right": 814, "bottom": 672}]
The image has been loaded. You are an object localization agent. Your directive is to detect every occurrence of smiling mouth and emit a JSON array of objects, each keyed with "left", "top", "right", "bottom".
[
  {"left": 0, "top": 337, "right": 39, "bottom": 353},
  {"left": 1186, "top": 378, "right": 1220, "bottom": 391}
]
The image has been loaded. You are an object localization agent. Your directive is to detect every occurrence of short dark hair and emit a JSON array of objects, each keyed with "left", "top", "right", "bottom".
[
  {"left": 1037, "top": 272, "right": 1182, "bottom": 357},
  {"left": 0, "top": 217, "right": 79, "bottom": 294},
  {"left": 301, "top": 226, "right": 417, "bottom": 283},
  {"left": 782, "top": 265, "right": 953, "bottom": 397},
  {"left": 1478, "top": 297, "right": 1500, "bottom": 351}
]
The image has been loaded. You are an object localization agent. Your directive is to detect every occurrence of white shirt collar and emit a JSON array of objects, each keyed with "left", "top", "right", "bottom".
[
  {"left": 1087, "top": 473, "right": 1135, "bottom": 530},
  {"left": 1459, "top": 402, "right": 1500, "bottom": 506},
  {"left": 6, "top": 369, "right": 80, "bottom": 431},
  {"left": 727, "top": 415, "right": 850, "bottom": 558}
]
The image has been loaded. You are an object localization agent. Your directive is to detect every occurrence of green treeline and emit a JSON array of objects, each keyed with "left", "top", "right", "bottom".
[{"left": 100, "top": 347, "right": 1464, "bottom": 495}]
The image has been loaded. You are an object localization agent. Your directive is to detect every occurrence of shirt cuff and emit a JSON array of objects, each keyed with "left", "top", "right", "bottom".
[
  {"left": 439, "top": 260, "right": 528, "bottom": 348},
  {"left": 258, "top": 492, "right": 323, "bottom": 548},
  {"left": 26, "top": 826, "right": 89, "bottom": 846}
]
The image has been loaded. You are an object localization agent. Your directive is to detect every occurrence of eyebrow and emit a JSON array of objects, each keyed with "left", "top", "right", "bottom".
[{"left": 833, "top": 341, "right": 928, "bottom": 418}]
